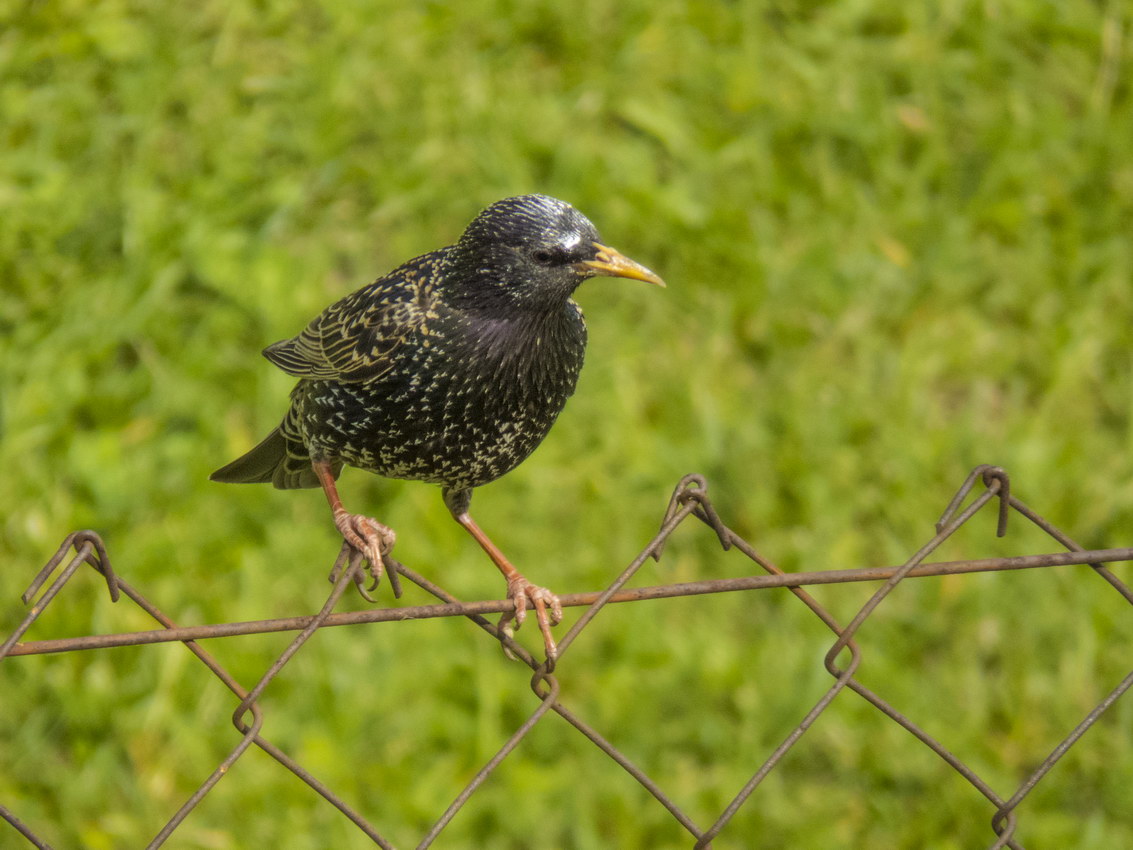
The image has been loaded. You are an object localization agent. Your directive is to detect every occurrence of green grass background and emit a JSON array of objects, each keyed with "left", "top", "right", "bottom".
[{"left": 2, "top": 1, "right": 1132, "bottom": 847}]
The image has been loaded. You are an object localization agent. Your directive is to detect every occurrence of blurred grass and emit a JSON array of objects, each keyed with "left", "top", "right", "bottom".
[{"left": 2, "top": 0, "right": 1132, "bottom": 847}]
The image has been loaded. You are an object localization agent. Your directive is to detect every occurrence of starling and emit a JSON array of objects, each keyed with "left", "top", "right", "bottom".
[{"left": 211, "top": 194, "right": 664, "bottom": 660}]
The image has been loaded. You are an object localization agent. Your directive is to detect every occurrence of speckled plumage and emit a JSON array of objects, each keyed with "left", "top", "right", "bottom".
[
  {"left": 213, "top": 195, "right": 610, "bottom": 497},
  {"left": 211, "top": 194, "right": 662, "bottom": 659}
]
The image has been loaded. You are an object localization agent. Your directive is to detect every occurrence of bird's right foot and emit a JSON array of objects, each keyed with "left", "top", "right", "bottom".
[
  {"left": 499, "top": 574, "right": 564, "bottom": 663},
  {"left": 332, "top": 509, "right": 396, "bottom": 586}
]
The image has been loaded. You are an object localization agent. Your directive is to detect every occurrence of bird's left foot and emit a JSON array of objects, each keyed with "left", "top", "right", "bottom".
[{"left": 499, "top": 575, "right": 563, "bottom": 663}]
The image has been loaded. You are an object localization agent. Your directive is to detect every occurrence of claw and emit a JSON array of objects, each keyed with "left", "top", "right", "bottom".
[
  {"left": 333, "top": 509, "right": 395, "bottom": 586},
  {"left": 498, "top": 618, "right": 519, "bottom": 661},
  {"left": 499, "top": 575, "right": 562, "bottom": 663}
]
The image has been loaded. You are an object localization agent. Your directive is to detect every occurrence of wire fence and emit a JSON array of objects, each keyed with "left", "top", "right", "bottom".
[{"left": 2, "top": 465, "right": 1131, "bottom": 848}]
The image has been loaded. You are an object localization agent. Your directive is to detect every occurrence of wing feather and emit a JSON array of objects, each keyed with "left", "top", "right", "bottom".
[{"left": 263, "top": 254, "right": 440, "bottom": 384}]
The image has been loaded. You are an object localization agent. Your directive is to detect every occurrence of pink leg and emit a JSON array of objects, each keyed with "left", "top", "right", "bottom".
[
  {"left": 451, "top": 509, "right": 563, "bottom": 661},
  {"left": 312, "top": 459, "right": 395, "bottom": 584}
]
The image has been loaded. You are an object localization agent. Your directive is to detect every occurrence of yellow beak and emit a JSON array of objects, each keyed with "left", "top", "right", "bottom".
[{"left": 574, "top": 242, "right": 666, "bottom": 287}]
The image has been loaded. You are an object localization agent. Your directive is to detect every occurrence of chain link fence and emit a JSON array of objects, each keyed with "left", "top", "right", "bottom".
[{"left": 2, "top": 465, "right": 1131, "bottom": 848}]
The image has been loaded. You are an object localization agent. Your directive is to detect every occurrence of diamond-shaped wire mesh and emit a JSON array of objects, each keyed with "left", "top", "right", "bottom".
[{"left": 2, "top": 466, "right": 1131, "bottom": 848}]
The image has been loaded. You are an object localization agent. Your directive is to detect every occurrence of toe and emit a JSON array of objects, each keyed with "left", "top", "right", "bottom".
[
  {"left": 366, "top": 544, "right": 385, "bottom": 575},
  {"left": 512, "top": 591, "right": 528, "bottom": 627},
  {"left": 363, "top": 517, "right": 395, "bottom": 552},
  {"left": 547, "top": 594, "right": 564, "bottom": 627},
  {"left": 526, "top": 586, "right": 562, "bottom": 626},
  {"left": 342, "top": 527, "right": 367, "bottom": 557},
  {"left": 507, "top": 580, "right": 529, "bottom": 627}
]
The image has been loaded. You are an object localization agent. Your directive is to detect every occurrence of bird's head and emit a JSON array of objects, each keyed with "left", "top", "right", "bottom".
[{"left": 445, "top": 194, "right": 664, "bottom": 311}]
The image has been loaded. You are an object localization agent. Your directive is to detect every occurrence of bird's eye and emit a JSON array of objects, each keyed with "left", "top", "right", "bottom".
[{"left": 531, "top": 248, "right": 556, "bottom": 265}]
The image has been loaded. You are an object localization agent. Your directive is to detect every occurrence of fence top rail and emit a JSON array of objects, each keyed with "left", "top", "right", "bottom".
[{"left": 7, "top": 546, "right": 1132, "bottom": 658}]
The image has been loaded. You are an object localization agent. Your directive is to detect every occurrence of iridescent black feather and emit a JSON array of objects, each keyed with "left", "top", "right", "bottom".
[{"left": 211, "top": 195, "right": 618, "bottom": 500}]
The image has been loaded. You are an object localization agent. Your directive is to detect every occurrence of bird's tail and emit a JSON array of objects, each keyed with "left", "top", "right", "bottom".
[{"left": 210, "top": 426, "right": 332, "bottom": 490}]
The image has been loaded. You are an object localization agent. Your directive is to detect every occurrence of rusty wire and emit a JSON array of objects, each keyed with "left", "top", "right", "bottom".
[{"left": 1, "top": 465, "right": 1131, "bottom": 848}]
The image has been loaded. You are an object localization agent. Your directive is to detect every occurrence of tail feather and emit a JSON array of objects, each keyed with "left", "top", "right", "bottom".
[{"left": 210, "top": 427, "right": 333, "bottom": 490}]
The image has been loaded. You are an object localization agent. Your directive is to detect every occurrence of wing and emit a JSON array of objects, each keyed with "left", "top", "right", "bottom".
[{"left": 263, "top": 253, "right": 441, "bottom": 384}]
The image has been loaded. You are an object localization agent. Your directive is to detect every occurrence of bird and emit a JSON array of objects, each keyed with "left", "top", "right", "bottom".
[{"left": 211, "top": 194, "right": 664, "bottom": 661}]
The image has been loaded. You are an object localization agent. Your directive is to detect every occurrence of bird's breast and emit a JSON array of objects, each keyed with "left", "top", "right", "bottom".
[{"left": 435, "top": 302, "right": 587, "bottom": 428}]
